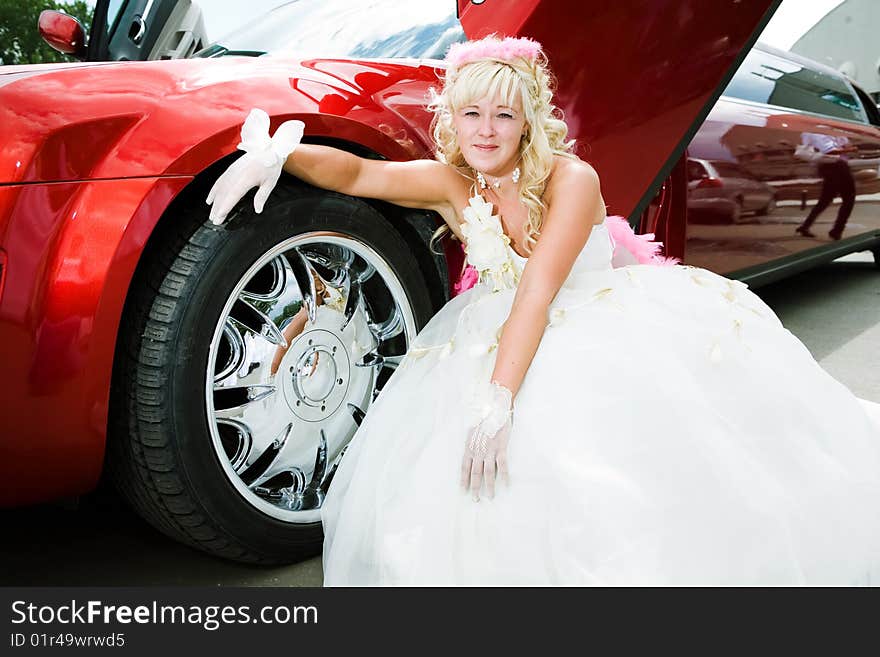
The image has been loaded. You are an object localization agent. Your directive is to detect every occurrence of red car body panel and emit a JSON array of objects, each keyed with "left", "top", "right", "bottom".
[
  {"left": 0, "top": 177, "right": 190, "bottom": 504},
  {"left": 0, "top": 0, "right": 776, "bottom": 506}
]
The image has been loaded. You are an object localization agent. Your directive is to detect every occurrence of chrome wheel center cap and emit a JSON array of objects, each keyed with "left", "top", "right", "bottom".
[
  {"left": 283, "top": 328, "right": 350, "bottom": 422},
  {"left": 294, "top": 346, "right": 337, "bottom": 402}
]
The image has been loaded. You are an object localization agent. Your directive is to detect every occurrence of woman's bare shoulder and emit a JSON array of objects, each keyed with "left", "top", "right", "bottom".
[
  {"left": 418, "top": 161, "right": 473, "bottom": 240},
  {"left": 545, "top": 156, "right": 605, "bottom": 224},
  {"left": 439, "top": 163, "right": 475, "bottom": 203},
  {"left": 545, "top": 156, "right": 601, "bottom": 200},
  {"left": 548, "top": 155, "right": 600, "bottom": 186}
]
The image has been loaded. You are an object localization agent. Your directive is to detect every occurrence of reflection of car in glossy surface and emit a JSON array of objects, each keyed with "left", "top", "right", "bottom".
[
  {"left": 0, "top": 0, "right": 777, "bottom": 563},
  {"left": 682, "top": 42, "right": 880, "bottom": 280},
  {"left": 687, "top": 158, "right": 777, "bottom": 223}
]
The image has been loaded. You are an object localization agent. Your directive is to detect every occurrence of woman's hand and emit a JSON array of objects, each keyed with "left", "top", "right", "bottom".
[
  {"left": 460, "top": 382, "right": 513, "bottom": 501},
  {"left": 207, "top": 108, "right": 304, "bottom": 225}
]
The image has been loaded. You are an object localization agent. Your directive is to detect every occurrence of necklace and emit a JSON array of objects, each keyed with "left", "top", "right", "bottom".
[{"left": 476, "top": 167, "right": 521, "bottom": 191}]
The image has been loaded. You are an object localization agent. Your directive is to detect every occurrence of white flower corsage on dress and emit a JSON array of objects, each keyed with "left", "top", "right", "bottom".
[{"left": 460, "top": 195, "right": 521, "bottom": 292}]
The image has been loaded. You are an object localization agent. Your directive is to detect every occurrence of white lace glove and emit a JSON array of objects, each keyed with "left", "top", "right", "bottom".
[
  {"left": 460, "top": 382, "right": 513, "bottom": 501},
  {"left": 206, "top": 108, "right": 305, "bottom": 225}
]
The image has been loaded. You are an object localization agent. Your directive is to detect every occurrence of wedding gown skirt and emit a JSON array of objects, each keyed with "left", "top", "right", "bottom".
[{"left": 321, "top": 221, "right": 880, "bottom": 586}]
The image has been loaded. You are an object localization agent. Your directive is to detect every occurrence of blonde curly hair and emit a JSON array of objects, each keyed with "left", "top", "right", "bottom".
[{"left": 428, "top": 37, "right": 577, "bottom": 253}]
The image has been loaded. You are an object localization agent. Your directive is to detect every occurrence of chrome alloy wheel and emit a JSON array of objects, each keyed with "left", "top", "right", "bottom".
[{"left": 206, "top": 232, "right": 416, "bottom": 523}]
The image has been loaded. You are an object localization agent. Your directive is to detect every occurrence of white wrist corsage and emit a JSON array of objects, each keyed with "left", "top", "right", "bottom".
[{"left": 468, "top": 381, "right": 514, "bottom": 454}]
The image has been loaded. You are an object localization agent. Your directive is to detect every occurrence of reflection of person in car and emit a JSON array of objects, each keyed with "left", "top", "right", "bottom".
[
  {"left": 795, "top": 132, "right": 857, "bottom": 240},
  {"left": 269, "top": 274, "right": 332, "bottom": 376},
  {"left": 208, "top": 36, "right": 880, "bottom": 585}
]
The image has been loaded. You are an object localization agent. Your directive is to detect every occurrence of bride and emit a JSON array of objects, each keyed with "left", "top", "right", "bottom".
[{"left": 207, "top": 36, "right": 880, "bottom": 585}]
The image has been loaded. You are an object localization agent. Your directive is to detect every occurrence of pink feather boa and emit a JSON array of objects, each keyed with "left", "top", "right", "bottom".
[
  {"left": 452, "top": 216, "right": 677, "bottom": 295},
  {"left": 453, "top": 262, "right": 480, "bottom": 295},
  {"left": 605, "top": 215, "right": 680, "bottom": 268}
]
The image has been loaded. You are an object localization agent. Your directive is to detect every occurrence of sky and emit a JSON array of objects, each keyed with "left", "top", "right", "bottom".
[
  {"left": 757, "top": 0, "right": 844, "bottom": 49},
  {"left": 77, "top": 0, "right": 845, "bottom": 48}
]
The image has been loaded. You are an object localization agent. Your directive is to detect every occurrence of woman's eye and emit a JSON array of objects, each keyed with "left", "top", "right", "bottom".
[
  {"left": 498, "top": 113, "right": 514, "bottom": 119},
  {"left": 464, "top": 111, "right": 479, "bottom": 117}
]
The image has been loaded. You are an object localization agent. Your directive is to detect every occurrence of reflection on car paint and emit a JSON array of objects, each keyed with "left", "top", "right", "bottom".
[{"left": 684, "top": 42, "right": 880, "bottom": 276}]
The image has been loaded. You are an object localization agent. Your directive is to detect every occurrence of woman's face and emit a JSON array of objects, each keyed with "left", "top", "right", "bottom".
[{"left": 452, "top": 89, "right": 527, "bottom": 178}]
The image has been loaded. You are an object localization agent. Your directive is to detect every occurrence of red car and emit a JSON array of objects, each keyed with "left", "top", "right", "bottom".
[{"left": 1, "top": 0, "right": 777, "bottom": 563}]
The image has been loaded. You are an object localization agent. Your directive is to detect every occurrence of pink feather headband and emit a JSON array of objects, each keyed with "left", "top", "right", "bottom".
[{"left": 445, "top": 36, "right": 542, "bottom": 68}]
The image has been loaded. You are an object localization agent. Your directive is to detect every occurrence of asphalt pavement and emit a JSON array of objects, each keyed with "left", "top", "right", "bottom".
[{"left": 2, "top": 251, "right": 878, "bottom": 587}]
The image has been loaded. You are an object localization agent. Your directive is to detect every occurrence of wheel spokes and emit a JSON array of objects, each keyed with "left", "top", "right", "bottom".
[
  {"left": 240, "top": 256, "right": 287, "bottom": 302},
  {"left": 214, "top": 320, "right": 246, "bottom": 383},
  {"left": 231, "top": 298, "right": 287, "bottom": 347},
  {"left": 207, "top": 233, "right": 418, "bottom": 521},
  {"left": 216, "top": 418, "right": 253, "bottom": 472},
  {"left": 356, "top": 351, "right": 404, "bottom": 370},
  {"left": 285, "top": 249, "right": 319, "bottom": 324},
  {"left": 213, "top": 384, "right": 277, "bottom": 417},
  {"left": 306, "top": 429, "right": 328, "bottom": 491},
  {"left": 319, "top": 446, "right": 348, "bottom": 495},
  {"left": 240, "top": 422, "right": 293, "bottom": 489},
  {"left": 340, "top": 278, "right": 361, "bottom": 332},
  {"left": 365, "top": 302, "right": 404, "bottom": 342},
  {"left": 347, "top": 402, "right": 366, "bottom": 426}
]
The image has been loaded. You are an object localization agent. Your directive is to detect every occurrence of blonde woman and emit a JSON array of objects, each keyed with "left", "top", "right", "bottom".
[{"left": 208, "top": 36, "right": 880, "bottom": 585}]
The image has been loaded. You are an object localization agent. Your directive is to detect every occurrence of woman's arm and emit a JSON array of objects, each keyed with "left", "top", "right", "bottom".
[
  {"left": 490, "top": 162, "right": 602, "bottom": 397},
  {"left": 284, "top": 146, "right": 460, "bottom": 215},
  {"left": 207, "top": 109, "right": 465, "bottom": 236}
]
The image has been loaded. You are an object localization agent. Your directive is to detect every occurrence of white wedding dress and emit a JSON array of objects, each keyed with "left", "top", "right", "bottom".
[{"left": 321, "top": 201, "right": 880, "bottom": 586}]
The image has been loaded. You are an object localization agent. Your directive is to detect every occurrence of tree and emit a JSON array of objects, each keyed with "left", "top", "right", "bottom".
[{"left": 0, "top": 0, "right": 95, "bottom": 65}]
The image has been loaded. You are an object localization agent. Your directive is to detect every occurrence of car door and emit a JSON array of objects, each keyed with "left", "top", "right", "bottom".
[
  {"left": 685, "top": 44, "right": 880, "bottom": 277},
  {"left": 88, "top": 0, "right": 194, "bottom": 61}
]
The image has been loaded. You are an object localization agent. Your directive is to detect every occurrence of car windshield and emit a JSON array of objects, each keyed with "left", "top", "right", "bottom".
[{"left": 195, "top": 0, "right": 465, "bottom": 59}]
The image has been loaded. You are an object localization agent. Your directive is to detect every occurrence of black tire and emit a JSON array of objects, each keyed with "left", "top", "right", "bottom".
[
  {"left": 873, "top": 247, "right": 880, "bottom": 270},
  {"left": 756, "top": 196, "right": 775, "bottom": 216},
  {"left": 729, "top": 197, "right": 744, "bottom": 224},
  {"left": 108, "top": 178, "right": 434, "bottom": 564}
]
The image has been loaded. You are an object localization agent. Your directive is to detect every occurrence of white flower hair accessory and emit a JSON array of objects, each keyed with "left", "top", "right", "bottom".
[{"left": 460, "top": 195, "right": 520, "bottom": 292}]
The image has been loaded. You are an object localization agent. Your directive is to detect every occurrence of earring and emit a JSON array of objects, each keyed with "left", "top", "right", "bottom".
[
  {"left": 476, "top": 171, "right": 488, "bottom": 190},
  {"left": 512, "top": 167, "right": 521, "bottom": 184}
]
